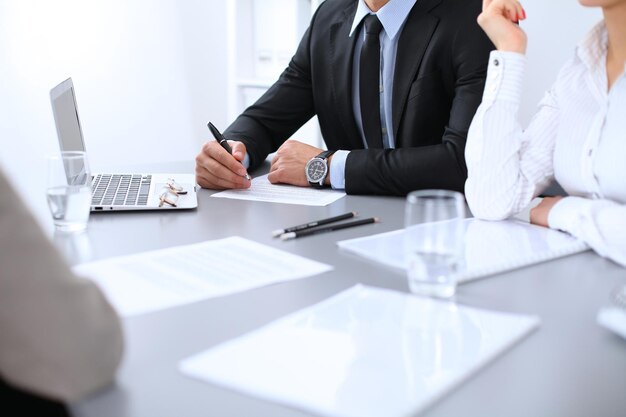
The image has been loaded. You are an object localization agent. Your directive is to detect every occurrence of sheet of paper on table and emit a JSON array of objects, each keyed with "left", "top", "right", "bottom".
[
  {"left": 74, "top": 236, "right": 333, "bottom": 317},
  {"left": 180, "top": 285, "right": 539, "bottom": 417},
  {"left": 211, "top": 174, "right": 346, "bottom": 206}
]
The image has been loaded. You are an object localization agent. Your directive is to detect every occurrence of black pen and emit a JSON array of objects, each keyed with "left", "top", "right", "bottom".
[
  {"left": 207, "top": 122, "right": 251, "bottom": 181},
  {"left": 280, "top": 217, "right": 379, "bottom": 240},
  {"left": 272, "top": 212, "right": 358, "bottom": 237}
]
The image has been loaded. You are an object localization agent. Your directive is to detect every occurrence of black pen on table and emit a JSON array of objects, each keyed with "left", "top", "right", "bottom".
[
  {"left": 280, "top": 217, "right": 380, "bottom": 240},
  {"left": 272, "top": 211, "right": 358, "bottom": 237},
  {"left": 207, "top": 122, "right": 251, "bottom": 181}
]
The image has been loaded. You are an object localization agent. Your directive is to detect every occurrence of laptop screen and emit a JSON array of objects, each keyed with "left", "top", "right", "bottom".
[{"left": 50, "top": 78, "right": 87, "bottom": 152}]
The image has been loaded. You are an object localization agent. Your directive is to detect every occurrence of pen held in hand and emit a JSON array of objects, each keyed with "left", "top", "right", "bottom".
[
  {"left": 207, "top": 122, "right": 251, "bottom": 181},
  {"left": 280, "top": 217, "right": 380, "bottom": 240},
  {"left": 272, "top": 211, "right": 358, "bottom": 237}
]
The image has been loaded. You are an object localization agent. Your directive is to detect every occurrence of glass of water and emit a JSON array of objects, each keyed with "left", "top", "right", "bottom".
[
  {"left": 46, "top": 151, "right": 92, "bottom": 232},
  {"left": 404, "top": 190, "right": 466, "bottom": 298}
]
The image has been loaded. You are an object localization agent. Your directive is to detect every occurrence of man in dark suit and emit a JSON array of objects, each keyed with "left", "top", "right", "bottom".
[{"left": 196, "top": 0, "right": 493, "bottom": 196}]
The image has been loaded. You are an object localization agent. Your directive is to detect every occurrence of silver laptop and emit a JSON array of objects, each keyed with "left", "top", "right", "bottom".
[{"left": 50, "top": 78, "right": 198, "bottom": 211}]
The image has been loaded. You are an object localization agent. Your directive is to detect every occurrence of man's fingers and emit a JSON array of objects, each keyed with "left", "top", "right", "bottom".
[
  {"left": 204, "top": 157, "right": 249, "bottom": 188},
  {"left": 230, "top": 141, "right": 247, "bottom": 162},
  {"left": 269, "top": 154, "right": 280, "bottom": 172},
  {"left": 195, "top": 147, "right": 250, "bottom": 190},
  {"left": 196, "top": 168, "right": 249, "bottom": 190},
  {"left": 204, "top": 141, "right": 248, "bottom": 177},
  {"left": 267, "top": 169, "right": 283, "bottom": 184}
]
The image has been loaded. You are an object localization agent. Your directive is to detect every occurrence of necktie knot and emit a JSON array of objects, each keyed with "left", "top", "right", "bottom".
[{"left": 364, "top": 14, "right": 383, "bottom": 38}]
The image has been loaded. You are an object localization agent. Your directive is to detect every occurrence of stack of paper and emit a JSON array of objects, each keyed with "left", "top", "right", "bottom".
[{"left": 180, "top": 285, "right": 539, "bottom": 417}]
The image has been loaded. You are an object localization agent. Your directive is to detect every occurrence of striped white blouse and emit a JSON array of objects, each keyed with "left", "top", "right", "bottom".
[{"left": 465, "top": 21, "right": 626, "bottom": 267}]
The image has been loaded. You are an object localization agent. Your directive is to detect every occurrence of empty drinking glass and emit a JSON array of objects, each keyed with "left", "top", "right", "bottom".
[
  {"left": 404, "top": 190, "right": 466, "bottom": 298},
  {"left": 46, "top": 151, "right": 92, "bottom": 232}
]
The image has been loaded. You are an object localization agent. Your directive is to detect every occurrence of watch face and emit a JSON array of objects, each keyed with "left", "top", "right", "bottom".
[{"left": 306, "top": 158, "right": 327, "bottom": 183}]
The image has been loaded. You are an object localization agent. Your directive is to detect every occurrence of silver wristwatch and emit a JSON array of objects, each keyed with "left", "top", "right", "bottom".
[{"left": 305, "top": 150, "right": 336, "bottom": 188}]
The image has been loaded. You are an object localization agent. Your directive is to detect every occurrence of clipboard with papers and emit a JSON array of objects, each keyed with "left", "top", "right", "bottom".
[{"left": 336, "top": 218, "right": 590, "bottom": 283}]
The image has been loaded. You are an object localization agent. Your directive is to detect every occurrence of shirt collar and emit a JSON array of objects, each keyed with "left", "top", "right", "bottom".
[
  {"left": 576, "top": 20, "right": 608, "bottom": 71},
  {"left": 349, "top": 0, "right": 417, "bottom": 41}
]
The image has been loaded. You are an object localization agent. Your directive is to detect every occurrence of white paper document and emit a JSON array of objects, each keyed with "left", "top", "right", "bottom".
[
  {"left": 211, "top": 174, "right": 346, "bottom": 206},
  {"left": 597, "top": 307, "right": 626, "bottom": 340},
  {"left": 73, "top": 236, "right": 333, "bottom": 317},
  {"left": 180, "top": 285, "right": 539, "bottom": 417},
  {"left": 597, "top": 285, "right": 626, "bottom": 340},
  {"left": 337, "top": 218, "right": 589, "bottom": 283}
]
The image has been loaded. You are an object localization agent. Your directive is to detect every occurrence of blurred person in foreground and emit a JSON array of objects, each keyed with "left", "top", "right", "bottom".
[{"left": 0, "top": 169, "right": 123, "bottom": 415}]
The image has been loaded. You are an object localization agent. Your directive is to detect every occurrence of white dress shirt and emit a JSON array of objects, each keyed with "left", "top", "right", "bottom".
[
  {"left": 329, "top": 0, "right": 416, "bottom": 189},
  {"left": 465, "top": 21, "right": 626, "bottom": 267}
]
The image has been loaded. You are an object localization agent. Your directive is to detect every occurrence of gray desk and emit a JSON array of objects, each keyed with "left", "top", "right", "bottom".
[{"left": 64, "top": 162, "right": 626, "bottom": 417}]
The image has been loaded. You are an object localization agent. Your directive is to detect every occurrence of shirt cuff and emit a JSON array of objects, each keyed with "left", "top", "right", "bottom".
[
  {"left": 482, "top": 51, "right": 526, "bottom": 104},
  {"left": 547, "top": 196, "right": 592, "bottom": 234},
  {"left": 329, "top": 150, "right": 349, "bottom": 190}
]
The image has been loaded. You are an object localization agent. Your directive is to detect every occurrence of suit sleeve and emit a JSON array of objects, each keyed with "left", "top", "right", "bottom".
[
  {"left": 345, "top": 8, "right": 493, "bottom": 195},
  {"left": 222, "top": 7, "right": 322, "bottom": 170},
  {"left": 0, "top": 171, "right": 123, "bottom": 402}
]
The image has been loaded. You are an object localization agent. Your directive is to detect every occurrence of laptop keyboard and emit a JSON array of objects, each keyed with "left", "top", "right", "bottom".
[{"left": 91, "top": 174, "right": 152, "bottom": 206}]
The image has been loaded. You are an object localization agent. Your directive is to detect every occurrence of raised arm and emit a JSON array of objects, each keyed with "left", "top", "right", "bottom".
[{"left": 465, "top": 0, "right": 558, "bottom": 219}]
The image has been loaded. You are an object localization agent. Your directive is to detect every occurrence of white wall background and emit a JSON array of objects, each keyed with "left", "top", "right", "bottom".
[
  {"left": 0, "top": 0, "right": 228, "bottom": 226},
  {"left": 517, "top": 1, "right": 602, "bottom": 123},
  {"left": 0, "top": 0, "right": 604, "bottom": 228}
]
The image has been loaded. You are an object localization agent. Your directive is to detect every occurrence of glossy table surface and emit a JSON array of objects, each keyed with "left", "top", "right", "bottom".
[{"left": 62, "top": 162, "right": 626, "bottom": 417}]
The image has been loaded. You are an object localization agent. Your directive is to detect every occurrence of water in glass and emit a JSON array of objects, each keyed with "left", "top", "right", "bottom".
[
  {"left": 404, "top": 190, "right": 465, "bottom": 298},
  {"left": 46, "top": 185, "right": 91, "bottom": 232},
  {"left": 46, "top": 151, "right": 91, "bottom": 232}
]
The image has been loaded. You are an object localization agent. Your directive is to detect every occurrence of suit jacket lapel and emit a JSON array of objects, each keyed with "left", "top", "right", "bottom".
[
  {"left": 329, "top": 3, "right": 363, "bottom": 150},
  {"left": 392, "top": 0, "right": 441, "bottom": 144}
]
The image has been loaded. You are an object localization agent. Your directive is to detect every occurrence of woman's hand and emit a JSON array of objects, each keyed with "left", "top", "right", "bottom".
[
  {"left": 530, "top": 196, "right": 564, "bottom": 228},
  {"left": 477, "top": 0, "right": 528, "bottom": 53}
]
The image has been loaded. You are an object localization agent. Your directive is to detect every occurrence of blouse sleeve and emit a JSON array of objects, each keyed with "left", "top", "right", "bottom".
[
  {"left": 549, "top": 196, "right": 626, "bottom": 267},
  {"left": 465, "top": 51, "right": 626, "bottom": 267},
  {"left": 464, "top": 51, "right": 559, "bottom": 220}
]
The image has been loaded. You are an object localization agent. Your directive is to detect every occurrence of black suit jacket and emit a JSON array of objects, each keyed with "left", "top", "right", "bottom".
[{"left": 224, "top": 0, "right": 493, "bottom": 195}]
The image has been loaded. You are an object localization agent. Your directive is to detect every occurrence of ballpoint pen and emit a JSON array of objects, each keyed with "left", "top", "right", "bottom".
[
  {"left": 280, "top": 217, "right": 379, "bottom": 240},
  {"left": 272, "top": 212, "right": 358, "bottom": 237},
  {"left": 207, "top": 122, "right": 251, "bottom": 181}
]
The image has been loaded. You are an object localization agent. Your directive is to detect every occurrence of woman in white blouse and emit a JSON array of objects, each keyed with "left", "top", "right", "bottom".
[{"left": 465, "top": 0, "right": 626, "bottom": 267}]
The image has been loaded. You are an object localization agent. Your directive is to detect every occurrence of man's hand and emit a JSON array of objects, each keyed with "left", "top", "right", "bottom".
[
  {"left": 530, "top": 196, "right": 563, "bottom": 228},
  {"left": 195, "top": 140, "right": 251, "bottom": 190},
  {"left": 477, "top": 0, "right": 528, "bottom": 53},
  {"left": 269, "top": 140, "right": 325, "bottom": 187}
]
